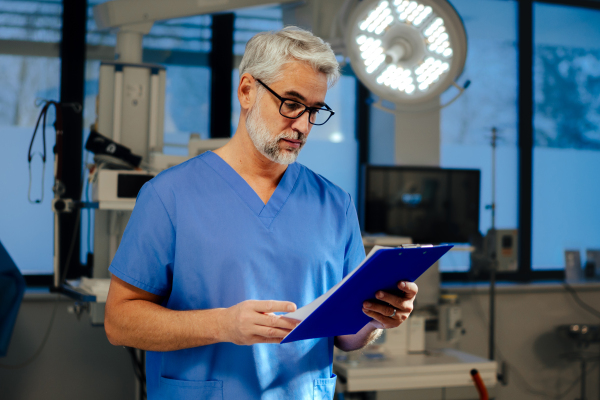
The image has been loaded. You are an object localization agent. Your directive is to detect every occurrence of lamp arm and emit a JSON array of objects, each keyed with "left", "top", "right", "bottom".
[
  {"left": 440, "top": 80, "right": 471, "bottom": 109},
  {"left": 93, "top": 0, "right": 300, "bottom": 30}
]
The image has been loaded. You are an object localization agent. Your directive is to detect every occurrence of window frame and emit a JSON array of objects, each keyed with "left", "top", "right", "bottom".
[
  {"left": 22, "top": 0, "right": 600, "bottom": 286},
  {"left": 355, "top": 0, "right": 600, "bottom": 282}
]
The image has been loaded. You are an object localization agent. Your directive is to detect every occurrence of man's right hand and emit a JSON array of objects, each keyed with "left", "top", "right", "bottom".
[{"left": 219, "top": 300, "right": 300, "bottom": 345}]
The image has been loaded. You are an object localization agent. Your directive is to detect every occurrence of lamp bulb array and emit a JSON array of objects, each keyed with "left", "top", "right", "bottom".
[
  {"left": 356, "top": 35, "right": 386, "bottom": 73},
  {"left": 395, "top": 0, "right": 432, "bottom": 26},
  {"left": 359, "top": 1, "right": 394, "bottom": 35},
  {"left": 376, "top": 65, "right": 415, "bottom": 94},
  {"left": 424, "top": 18, "right": 452, "bottom": 57},
  {"left": 354, "top": 0, "right": 457, "bottom": 96},
  {"left": 415, "top": 57, "right": 449, "bottom": 91}
]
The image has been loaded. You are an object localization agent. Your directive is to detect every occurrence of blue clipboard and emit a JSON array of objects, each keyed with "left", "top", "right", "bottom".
[{"left": 281, "top": 244, "right": 453, "bottom": 344}]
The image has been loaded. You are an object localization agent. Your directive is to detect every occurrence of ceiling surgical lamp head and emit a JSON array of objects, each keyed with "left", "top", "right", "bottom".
[{"left": 346, "top": 0, "right": 467, "bottom": 111}]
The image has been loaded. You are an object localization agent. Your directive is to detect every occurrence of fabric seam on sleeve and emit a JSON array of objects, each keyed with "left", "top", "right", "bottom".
[
  {"left": 344, "top": 192, "right": 352, "bottom": 216},
  {"left": 110, "top": 265, "right": 169, "bottom": 296}
]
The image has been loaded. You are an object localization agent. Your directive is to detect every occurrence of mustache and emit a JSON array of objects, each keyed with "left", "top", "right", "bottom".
[{"left": 277, "top": 130, "right": 307, "bottom": 144}]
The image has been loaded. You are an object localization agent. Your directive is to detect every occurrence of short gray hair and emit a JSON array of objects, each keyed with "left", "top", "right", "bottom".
[{"left": 239, "top": 26, "right": 340, "bottom": 88}]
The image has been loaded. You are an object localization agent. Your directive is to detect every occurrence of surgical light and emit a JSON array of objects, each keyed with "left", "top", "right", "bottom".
[{"left": 346, "top": 0, "right": 467, "bottom": 110}]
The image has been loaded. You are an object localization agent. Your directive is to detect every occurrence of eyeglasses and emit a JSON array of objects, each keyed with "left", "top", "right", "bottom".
[{"left": 256, "top": 79, "right": 335, "bottom": 126}]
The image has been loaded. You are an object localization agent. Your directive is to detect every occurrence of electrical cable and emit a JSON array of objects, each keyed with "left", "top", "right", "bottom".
[
  {"left": 27, "top": 101, "right": 54, "bottom": 204},
  {"left": 60, "top": 210, "right": 82, "bottom": 285},
  {"left": 0, "top": 100, "right": 83, "bottom": 369},
  {"left": 0, "top": 295, "right": 60, "bottom": 370},
  {"left": 563, "top": 282, "right": 600, "bottom": 320},
  {"left": 83, "top": 148, "right": 92, "bottom": 255},
  {"left": 0, "top": 209, "right": 81, "bottom": 370},
  {"left": 469, "top": 286, "right": 600, "bottom": 399},
  {"left": 0, "top": 160, "right": 86, "bottom": 370},
  {"left": 506, "top": 352, "right": 598, "bottom": 400},
  {"left": 28, "top": 152, "right": 45, "bottom": 204},
  {"left": 126, "top": 347, "right": 147, "bottom": 399},
  {"left": 86, "top": 177, "right": 92, "bottom": 253}
]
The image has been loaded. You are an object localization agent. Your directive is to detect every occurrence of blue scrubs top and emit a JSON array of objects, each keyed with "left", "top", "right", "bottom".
[{"left": 109, "top": 151, "right": 365, "bottom": 400}]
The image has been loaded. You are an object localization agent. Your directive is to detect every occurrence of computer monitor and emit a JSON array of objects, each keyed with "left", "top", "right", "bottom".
[{"left": 363, "top": 166, "right": 481, "bottom": 244}]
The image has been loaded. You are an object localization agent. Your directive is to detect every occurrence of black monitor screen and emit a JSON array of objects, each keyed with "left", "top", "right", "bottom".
[{"left": 363, "top": 166, "right": 480, "bottom": 244}]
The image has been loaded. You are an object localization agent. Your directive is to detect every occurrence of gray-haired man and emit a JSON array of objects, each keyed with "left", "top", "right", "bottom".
[{"left": 104, "top": 26, "right": 418, "bottom": 399}]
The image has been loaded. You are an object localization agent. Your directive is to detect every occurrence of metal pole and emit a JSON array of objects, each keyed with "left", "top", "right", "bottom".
[
  {"left": 488, "top": 127, "right": 498, "bottom": 362},
  {"left": 580, "top": 358, "right": 586, "bottom": 400},
  {"left": 489, "top": 267, "right": 495, "bottom": 361},
  {"left": 491, "top": 127, "right": 497, "bottom": 230}
]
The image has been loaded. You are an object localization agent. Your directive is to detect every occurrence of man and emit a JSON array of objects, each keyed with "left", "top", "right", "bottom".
[{"left": 105, "top": 26, "right": 418, "bottom": 399}]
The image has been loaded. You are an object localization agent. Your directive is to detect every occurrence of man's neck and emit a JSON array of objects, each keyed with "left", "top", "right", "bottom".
[{"left": 213, "top": 126, "right": 287, "bottom": 203}]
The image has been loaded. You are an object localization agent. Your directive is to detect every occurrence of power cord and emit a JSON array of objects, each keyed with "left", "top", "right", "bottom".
[
  {"left": 468, "top": 285, "right": 600, "bottom": 399},
  {"left": 0, "top": 295, "right": 59, "bottom": 369},
  {"left": 562, "top": 282, "right": 600, "bottom": 320},
  {"left": 0, "top": 210, "right": 82, "bottom": 369},
  {"left": 502, "top": 348, "right": 598, "bottom": 400},
  {"left": 0, "top": 153, "right": 87, "bottom": 369},
  {"left": 126, "top": 347, "right": 147, "bottom": 399}
]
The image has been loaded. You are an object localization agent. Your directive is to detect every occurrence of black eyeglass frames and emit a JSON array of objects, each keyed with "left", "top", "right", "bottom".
[{"left": 256, "top": 79, "right": 335, "bottom": 126}]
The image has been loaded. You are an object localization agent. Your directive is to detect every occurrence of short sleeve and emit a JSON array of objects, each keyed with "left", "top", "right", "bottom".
[
  {"left": 343, "top": 195, "right": 366, "bottom": 278},
  {"left": 109, "top": 181, "right": 174, "bottom": 296}
]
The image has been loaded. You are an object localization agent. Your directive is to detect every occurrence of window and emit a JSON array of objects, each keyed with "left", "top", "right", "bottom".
[
  {"left": 296, "top": 75, "right": 359, "bottom": 202},
  {"left": 85, "top": 0, "right": 212, "bottom": 147},
  {"left": 231, "top": 6, "right": 284, "bottom": 135},
  {"left": 532, "top": 3, "right": 600, "bottom": 270},
  {"left": 368, "top": 0, "right": 518, "bottom": 272},
  {"left": 81, "top": 2, "right": 213, "bottom": 262},
  {"left": 0, "top": 0, "right": 62, "bottom": 274},
  {"left": 440, "top": 0, "right": 519, "bottom": 272}
]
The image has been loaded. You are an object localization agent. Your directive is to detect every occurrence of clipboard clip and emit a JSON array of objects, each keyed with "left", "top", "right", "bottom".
[{"left": 397, "top": 244, "right": 434, "bottom": 248}]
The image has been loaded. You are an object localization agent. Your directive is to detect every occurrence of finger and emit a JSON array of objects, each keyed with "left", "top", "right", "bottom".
[
  {"left": 253, "top": 325, "right": 293, "bottom": 339},
  {"left": 363, "top": 308, "right": 397, "bottom": 329},
  {"left": 363, "top": 300, "right": 395, "bottom": 317},
  {"left": 251, "top": 300, "right": 297, "bottom": 313},
  {"left": 397, "top": 281, "right": 418, "bottom": 298},
  {"left": 255, "top": 313, "right": 301, "bottom": 330},
  {"left": 374, "top": 291, "right": 413, "bottom": 311}
]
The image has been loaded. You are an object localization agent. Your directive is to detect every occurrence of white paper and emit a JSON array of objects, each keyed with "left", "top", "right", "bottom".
[
  {"left": 284, "top": 245, "right": 388, "bottom": 322},
  {"left": 77, "top": 277, "right": 111, "bottom": 303}
]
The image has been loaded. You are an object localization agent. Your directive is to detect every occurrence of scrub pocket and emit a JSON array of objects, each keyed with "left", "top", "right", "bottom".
[
  {"left": 313, "top": 374, "right": 337, "bottom": 400},
  {"left": 160, "top": 377, "right": 223, "bottom": 400}
]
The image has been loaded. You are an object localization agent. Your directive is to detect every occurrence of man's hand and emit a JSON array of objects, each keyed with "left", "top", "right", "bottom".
[
  {"left": 219, "top": 300, "right": 300, "bottom": 345},
  {"left": 362, "top": 281, "right": 418, "bottom": 330}
]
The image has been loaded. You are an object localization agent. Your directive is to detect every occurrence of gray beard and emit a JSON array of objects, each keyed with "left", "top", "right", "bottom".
[{"left": 246, "top": 93, "right": 306, "bottom": 165}]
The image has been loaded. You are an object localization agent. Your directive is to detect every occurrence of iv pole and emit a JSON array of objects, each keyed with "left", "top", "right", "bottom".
[
  {"left": 488, "top": 127, "right": 498, "bottom": 362},
  {"left": 486, "top": 127, "right": 507, "bottom": 384}
]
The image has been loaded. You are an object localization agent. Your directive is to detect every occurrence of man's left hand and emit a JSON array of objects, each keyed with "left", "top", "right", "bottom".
[{"left": 362, "top": 281, "right": 418, "bottom": 330}]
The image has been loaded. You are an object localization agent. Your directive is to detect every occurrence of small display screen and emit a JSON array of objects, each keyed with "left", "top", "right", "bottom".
[
  {"left": 117, "top": 174, "right": 154, "bottom": 199},
  {"left": 364, "top": 166, "right": 480, "bottom": 244}
]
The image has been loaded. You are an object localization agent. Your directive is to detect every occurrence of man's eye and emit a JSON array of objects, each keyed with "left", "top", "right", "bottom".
[{"left": 284, "top": 101, "right": 302, "bottom": 111}]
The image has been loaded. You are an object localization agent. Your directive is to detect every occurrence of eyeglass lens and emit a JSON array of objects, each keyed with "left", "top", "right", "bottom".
[{"left": 280, "top": 100, "right": 332, "bottom": 125}]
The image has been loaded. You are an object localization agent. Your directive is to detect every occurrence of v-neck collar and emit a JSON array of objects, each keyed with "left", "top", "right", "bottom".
[{"left": 201, "top": 151, "right": 301, "bottom": 228}]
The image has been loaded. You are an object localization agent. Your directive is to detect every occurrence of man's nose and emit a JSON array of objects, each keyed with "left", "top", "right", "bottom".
[{"left": 291, "top": 110, "right": 311, "bottom": 136}]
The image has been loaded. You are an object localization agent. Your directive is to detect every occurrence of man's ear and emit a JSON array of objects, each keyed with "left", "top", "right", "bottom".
[{"left": 238, "top": 73, "right": 256, "bottom": 111}]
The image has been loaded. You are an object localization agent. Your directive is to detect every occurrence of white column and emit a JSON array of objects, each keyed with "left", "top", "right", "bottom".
[
  {"left": 394, "top": 100, "right": 442, "bottom": 307},
  {"left": 394, "top": 98, "right": 441, "bottom": 167},
  {"left": 114, "top": 22, "right": 153, "bottom": 64}
]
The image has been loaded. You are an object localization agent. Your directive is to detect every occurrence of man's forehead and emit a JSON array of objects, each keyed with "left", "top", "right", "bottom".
[
  {"left": 274, "top": 63, "right": 328, "bottom": 106},
  {"left": 281, "top": 88, "right": 326, "bottom": 108}
]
